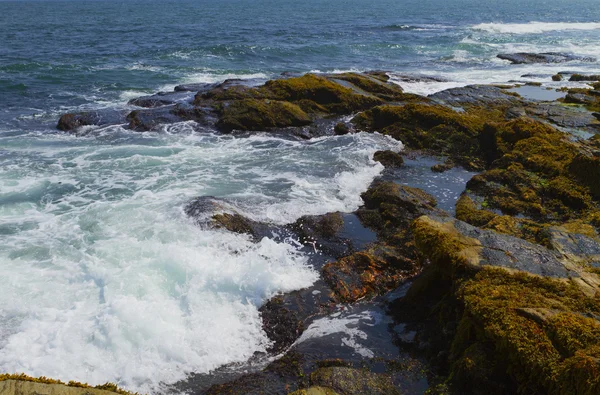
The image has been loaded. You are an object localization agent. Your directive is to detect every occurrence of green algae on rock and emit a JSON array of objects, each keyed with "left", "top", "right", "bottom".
[
  {"left": 394, "top": 214, "right": 600, "bottom": 394},
  {"left": 0, "top": 374, "right": 138, "bottom": 395}
]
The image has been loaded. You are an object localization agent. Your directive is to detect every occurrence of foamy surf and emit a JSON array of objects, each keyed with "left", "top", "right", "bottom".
[
  {"left": 472, "top": 22, "right": 600, "bottom": 34},
  {"left": 0, "top": 127, "right": 399, "bottom": 393}
]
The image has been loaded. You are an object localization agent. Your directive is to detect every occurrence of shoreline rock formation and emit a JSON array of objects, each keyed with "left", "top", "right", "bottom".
[{"left": 14, "top": 70, "right": 600, "bottom": 394}]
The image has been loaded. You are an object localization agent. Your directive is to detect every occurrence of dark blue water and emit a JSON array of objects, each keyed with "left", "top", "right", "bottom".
[
  {"left": 1, "top": 0, "right": 599, "bottom": 130},
  {"left": 0, "top": 0, "right": 599, "bottom": 392}
]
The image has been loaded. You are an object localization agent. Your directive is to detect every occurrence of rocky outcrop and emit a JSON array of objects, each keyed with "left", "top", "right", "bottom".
[
  {"left": 391, "top": 214, "right": 600, "bottom": 394},
  {"left": 0, "top": 375, "right": 132, "bottom": 395}
]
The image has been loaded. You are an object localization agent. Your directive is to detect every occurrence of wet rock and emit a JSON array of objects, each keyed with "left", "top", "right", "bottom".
[
  {"left": 126, "top": 104, "right": 205, "bottom": 131},
  {"left": 521, "top": 73, "right": 552, "bottom": 79},
  {"left": 309, "top": 367, "right": 401, "bottom": 395},
  {"left": 552, "top": 74, "right": 564, "bottom": 81},
  {"left": 259, "top": 297, "right": 304, "bottom": 354},
  {"left": 397, "top": 214, "right": 600, "bottom": 395},
  {"left": 57, "top": 110, "right": 124, "bottom": 131},
  {"left": 288, "top": 387, "right": 340, "bottom": 395},
  {"left": 391, "top": 74, "right": 448, "bottom": 83},
  {"left": 373, "top": 150, "right": 404, "bottom": 168},
  {"left": 328, "top": 72, "right": 412, "bottom": 102},
  {"left": 291, "top": 212, "right": 344, "bottom": 241},
  {"left": 430, "top": 84, "right": 523, "bottom": 107},
  {"left": 564, "top": 92, "right": 598, "bottom": 106},
  {"left": 569, "top": 74, "right": 600, "bottom": 82},
  {"left": 526, "top": 103, "right": 600, "bottom": 131},
  {"left": 128, "top": 91, "right": 190, "bottom": 108},
  {"left": 215, "top": 99, "right": 312, "bottom": 132},
  {"left": 322, "top": 182, "right": 445, "bottom": 302},
  {"left": 333, "top": 122, "right": 350, "bottom": 135},
  {"left": 0, "top": 376, "right": 128, "bottom": 395},
  {"left": 322, "top": 243, "right": 420, "bottom": 302},
  {"left": 204, "top": 351, "right": 307, "bottom": 395},
  {"left": 497, "top": 52, "right": 595, "bottom": 64},
  {"left": 430, "top": 163, "right": 453, "bottom": 173},
  {"left": 357, "top": 181, "right": 442, "bottom": 238},
  {"left": 413, "top": 215, "right": 577, "bottom": 278},
  {"left": 174, "top": 82, "right": 217, "bottom": 92}
]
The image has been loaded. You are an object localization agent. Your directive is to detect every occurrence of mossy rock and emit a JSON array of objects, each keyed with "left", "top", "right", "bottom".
[
  {"left": 0, "top": 374, "right": 137, "bottom": 395},
  {"left": 287, "top": 387, "right": 340, "bottom": 395},
  {"left": 211, "top": 213, "right": 258, "bottom": 236},
  {"left": 322, "top": 243, "right": 420, "bottom": 302},
  {"left": 405, "top": 214, "right": 600, "bottom": 394},
  {"left": 309, "top": 367, "right": 402, "bottom": 395},
  {"left": 261, "top": 74, "right": 384, "bottom": 114},
  {"left": 352, "top": 103, "right": 492, "bottom": 169},
  {"left": 291, "top": 212, "right": 344, "bottom": 241},
  {"left": 332, "top": 72, "right": 419, "bottom": 102},
  {"left": 216, "top": 99, "right": 311, "bottom": 132},
  {"left": 373, "top": 150, "right": 404, "bottom": 168}
]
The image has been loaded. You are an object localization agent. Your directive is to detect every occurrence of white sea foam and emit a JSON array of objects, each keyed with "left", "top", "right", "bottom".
[
  {"left": 472, "top": 22, "right": 600, "bottom": 34},
  {"left": 0, "top": 128, "right": 398, "bottom": 393},
  {"left": 295, "top": 310, "right": 384, "bottom": 359}
]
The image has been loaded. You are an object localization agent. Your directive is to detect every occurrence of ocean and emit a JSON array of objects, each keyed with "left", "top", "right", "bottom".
[{"left": 0, "top": 0, "right": 599, "bottom": 392}]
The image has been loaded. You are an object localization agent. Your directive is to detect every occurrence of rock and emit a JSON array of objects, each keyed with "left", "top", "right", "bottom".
[
  {"left": 413, "top": 215, "right": 578, "bottom": 278},
  {"left": 431, "top": 163, "right": 453, "bottom": 173},
  {"left": 497, "top": 52, "right": 595, "bottom": 65},
  {"left": 57, "top": 110, "right": 124, "bottom": 131},
  {"left": 215, "top": 99, "right": 312, "bottom": 132},
  {"left": 373, "top": 150, "right": 404, "bottom": 168},
  {"left": 552, "top": 74, "right": 563, "bottom": 81},
  {"left": 0, "top": 376, "right": 128, "bottom": 395},
  {"left": 333, "top": 122, "right": 350, "bottom": 135},
  {"left": 126, "top": 104, "right": 205, "bottom": 131},
  {"left": 328, "top": 72, "right": 411, "bottom": 102},
  {"left": 564, "top": 92, "right": 598, "bottom": 106},
  {"left": 569, "top": 74, "right": 600, "bottom": 82},
  {"left": 526, "top": 103, "right": 600, "bottom": 131},
  {"left": 353, "top": 103, "right": 491, "bottom": 170},
  {"left": 357, "top": 182, "right": 442, "bottom": 238},
  {"left": 430, "top": 85, "right": 523, "bottom": 107},
  {"left": 128, "top": 91, "right": 190, "bottom": 108},
  {"left": 322, "top": 243, "right": 420, "bottom": 302},
  {"left": 288, "top": 387, "right": 340, "bottom": 395},
  {"left": 204, "top": 351, "right": 306, "bottom": 395},
  {"left": 291, "top": 212, "right": 344, "bottom": 241},
  {"left": 521, "top": 73, "right": 552, "bottom": 79},
  {"left": 322, "top": 182, "right": 445, "bottom": 302},
  {"left": 259, "top": 296, "right": 304, "bottom": 354},
  {"left": 174, "top": 82, "right": 217, "bottom": 92},
  {"left": 398, "top": 214, "right": 600, "bottom": 395},
  {"left": 309, "top": 367, "right": 401, "bottom": 395},
  {"left": 391, "top": 74, "right": 448, "bottom": 83}
]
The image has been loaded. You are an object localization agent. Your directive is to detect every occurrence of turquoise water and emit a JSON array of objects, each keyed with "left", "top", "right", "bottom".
[{"left": 0, "top": 0, "right": 599, "bottom": 392}]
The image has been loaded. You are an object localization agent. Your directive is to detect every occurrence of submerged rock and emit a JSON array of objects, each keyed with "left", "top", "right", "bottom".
[
  {"left": 57, "top": 110, "right": 125, "bottom": 131},
  {"left": 128, "top": 91, "right": 191, "bottom": 108},
  {"left": 497, "top": 52, "right": 595, "bottom": 64}
]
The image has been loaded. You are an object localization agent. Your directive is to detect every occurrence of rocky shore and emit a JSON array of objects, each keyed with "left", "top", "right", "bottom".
[{"left": 6, "top": 59, "right": 600, "bottom": 394}]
